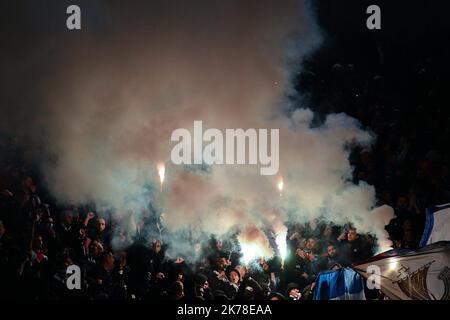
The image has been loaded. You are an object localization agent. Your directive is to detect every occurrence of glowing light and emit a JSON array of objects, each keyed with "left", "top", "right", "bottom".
[
  {"left": 240, "top": 242, "right": 266, "bottom": 265},
  {"left": 389, "top": 260, "right": 398, "bottom": 271},
  {"left": 275, "top": 231, "right": 287, "bottom": 261},
  {"left": 277, "top": 176, "right": 284, "bottom": 196},
  {"left": 157, "top": 163, "right": 165, "bottom": 191},
  {"left": 238, "top": 225, "right": 274, "bottom": 265},
  {"left": 377, "top": 238, "right": 393, "bottom": 254}
]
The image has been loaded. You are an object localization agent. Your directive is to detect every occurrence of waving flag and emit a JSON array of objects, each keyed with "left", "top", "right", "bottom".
[
  {"left": 354, "top": 242, "right": 450, "bottom": 300},
  {"left": 313, "top": 267, "right": 366, "bottom": 300},
  {"left": 420, "top": 203, "right": 450, "bottom": 247}
]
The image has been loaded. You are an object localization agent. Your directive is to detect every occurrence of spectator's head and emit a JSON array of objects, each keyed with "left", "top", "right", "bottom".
[
  {"left": 296, "top": 248, "right": 306, "bottom": 259},
  {"left": 194, "top": 273, "right": 208, "bottom": 287},
  {"left": 32, "top": 235, "right": 44, "bottom": 250},
  {"left": 215, "top": 257, "right": 226, "bottom": 271},
  {"left": 29, "top": 184, "right": 37, "bottom": 194},
  {"left": 305, "top": 238, "right": 317, "bottom": 252},
  {"left": 327, "top": 245, "right": 337, "bottom": 258},
  {"left": 176, "top": 270, "right": 185, "bottom": 282},
  {"left": 396, "top": 195, "right": 408, "bottom": 210},
  {"left": 259, "top": 257, "right": 269, "bottom": 271},
  {"left": 62, "top": 211, "right": 73, "bottom": 226},
  {"left": 98, "top": 218, "right": 106, "bottom": 232},
  {"left": 195, "top": 285, "right": 205, "bottom": 297},
  {"left": 347, "top": 228, "right": 359, "bottom": 242},
  {"left": 229, "top": 269, "right": 241, "bottom": 285},
  {"left": 234, "top": 265, "right": 247, "bottom": 279},
  {"left": 100, "top": 251, "right": 115, "bottom": 271},
  {"left": 286, "top": 283, "right": 301, "bottom": 300},
  {"left": 118, "top": 230, "right": 127, "bottom": 243},
  {"left": 92, "top": 241, "right": 104, "bottom": 256},
  {"left": 170, "top": 281, "right": 184, "bottom": 300},
  {"left": 323, "top": 226, "right": 333, "bottom": 238},
  {"left": 22, "top": 176, "right": 33, "bottom": 190},
  {"left": 194, "top": 273, "right": 209, "bottom": 297},
  {"left": 153, "top": 240, "right": 162, "bottom": 254}
]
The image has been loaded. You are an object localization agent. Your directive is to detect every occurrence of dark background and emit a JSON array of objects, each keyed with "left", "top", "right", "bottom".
[{"left": 1, "top": 0, "right": 450, "bottom": 303}]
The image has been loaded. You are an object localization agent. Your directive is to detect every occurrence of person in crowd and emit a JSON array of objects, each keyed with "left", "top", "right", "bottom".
[
  {"left": 3, "top": 44, "right": 450, "bottom": 301},
  {"left": 194, "top": 273, "right": 213, "bottom": 300},
  {"left": 56, "top": 210, "right": 78, "bottom": 250},
  {"left": 320, "top": 244, "right": 342, "bottom": 270},
  {"left": 337, "top": 227, "right": 372, "bottom": 265},
  {"left": 0, "top": 220, "right": 13, "bottom": 250},
  {"left": 286, "top": 282, "right": 301, "bottom": 300},
  {"left": 168, "top": 280, "right": 185, "bottom": 300},
  {"left": 223, "top": 268, "right": 241, "bottom": 298},
  {"left": 85, "top": 217, "right": 110, "bottom": 255},
  {"left": 89, "top": 251, "right": 115, "bottom": 299},
  {"left": 235, "top": 275, "right": 265, "bottom": 300},
  {"left": 30, "top": 234, "right": 48, "bottom": 264},
  {"left": 318, "top": 225, "right": 337, "bottom": 253},
  {"left": 305, "top": 237, "right": 318, "bottom": 254}
]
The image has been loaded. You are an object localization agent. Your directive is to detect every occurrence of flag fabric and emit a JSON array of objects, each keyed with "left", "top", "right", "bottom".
[
  {"left": 354, "top": 241, "right": 450, "bottom": 300},
  {"left": 313, "top": 267, "right": 366, "bottom": 300},
  {"left": 420, "top": 203, "right": 450, "bottom": 247}
]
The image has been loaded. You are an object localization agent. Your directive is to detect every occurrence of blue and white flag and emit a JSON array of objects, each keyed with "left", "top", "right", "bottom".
[
  {"left": 313, "top": 267, "right": 366, "bottom": 300},
  {"left": 420, "top": 203, "right": 450, "bottom": 247},
  {"left": 354, "top": 242, "right": 450, "bottom": 300}
]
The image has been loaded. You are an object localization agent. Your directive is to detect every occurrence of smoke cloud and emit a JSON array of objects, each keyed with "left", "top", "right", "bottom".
[{"left": 1, "top": 0, "right": 393, "bottom": 260}]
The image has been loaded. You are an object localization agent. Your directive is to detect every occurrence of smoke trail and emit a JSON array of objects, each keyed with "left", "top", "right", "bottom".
[{"left": 1, "top": 0, "right": 393, "bottom": 261}]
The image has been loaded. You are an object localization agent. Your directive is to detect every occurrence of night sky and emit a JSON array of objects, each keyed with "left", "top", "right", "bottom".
[{"left": 2, "top": 0, "right": 450, "bottom": 127}]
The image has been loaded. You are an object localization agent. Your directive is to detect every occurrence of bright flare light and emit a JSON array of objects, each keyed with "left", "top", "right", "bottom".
[
  {"left": 275, "top": 231, "right": 287, "bottom": 262},
  {"left": 157, "top": 163, "right": 165, "bottom": 191},
  {"left": 240, "top": 242, "right": 266, "bottom": 265},
  {"left": 277, "top": 176, "right": 284, "bottom": 196},
  {"left": 377, "top": 238, "right": 393, "bottom": 254},
  {"left": 389, "top": 260, "right": 398, "bottom": 271}
]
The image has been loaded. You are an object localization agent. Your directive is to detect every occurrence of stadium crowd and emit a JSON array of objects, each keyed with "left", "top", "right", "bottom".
[
  {"left": 0, "top": 172, "right": 376, "bottom": 301},
  {"left": 1, "top": 3, "right": 450, "bottom": 301}
]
